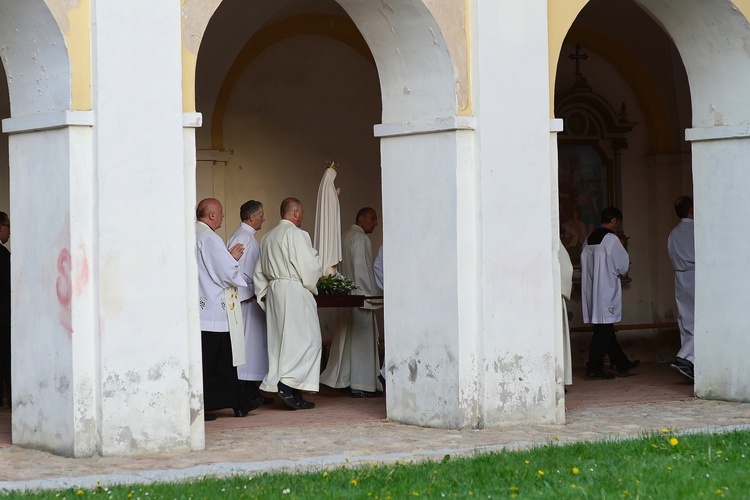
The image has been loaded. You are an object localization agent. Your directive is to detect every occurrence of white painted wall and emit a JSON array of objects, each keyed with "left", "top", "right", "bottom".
[
  {"left": 10, "top": 126, "right": 98, "bottom": 456},
  {"left": 474, "top": 0, "right": 560, "bottom": 425},
  {"left": 92, "top": 1, "right": 196, "bottom": 454},
  {"left": 691, "top": 136, "right": 750, "bottom": 400}
]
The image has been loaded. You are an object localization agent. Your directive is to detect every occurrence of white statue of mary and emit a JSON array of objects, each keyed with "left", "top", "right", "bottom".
[{"left": 314, "top": 161, "right": 342, "bottom": 276}]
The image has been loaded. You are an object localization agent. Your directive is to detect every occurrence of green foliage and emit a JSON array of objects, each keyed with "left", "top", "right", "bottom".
[
  {"left": 316, "top": 273, "right": 359, "bottom": 296},
  {"left": 6, "top": 430, "right": 750, "bottom": 498}
]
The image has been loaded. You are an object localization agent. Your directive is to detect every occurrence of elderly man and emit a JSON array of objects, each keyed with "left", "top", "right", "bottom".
[
  {"left": 321, "top": 207, "right": 384, "bottom": 397},
  {"left": 227, "top": 200, "right": 269, "bottom": 405},
  {"left": 254, "top": 197, "right": 323, "bottom": 410},
  {"left": 196, "top": 198, "right": 254, "bottom": 420},
  {"left": 667, "top": 196, "right": 695, "bottom": 381}
]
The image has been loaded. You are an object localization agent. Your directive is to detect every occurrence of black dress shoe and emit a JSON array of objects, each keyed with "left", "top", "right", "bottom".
[
  {"left": 585, "top": 371, "right": 615, "bottom": 381},
  {"left": 617, "top": 359, "right": 641, "bottom": 377},
  {"left": 241, "top": 397, "right": 263, "bottom": 413},
  {"left": 233, "top": 407, "right": 250, "bottom": 417},
  {"left": 351, "top": 389, "right": 384, "bottom": 398},
  {"left": 204, "top": 413, "right": 217, "bottom": 421},
  {"left": 275, "top": 390, "right": 301, "bottom": 410},
  {"left": 297, "top": 399, "right": 315, "bottom": 409}
]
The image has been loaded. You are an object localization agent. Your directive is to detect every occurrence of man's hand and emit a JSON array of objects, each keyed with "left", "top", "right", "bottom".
[{"left": 229, "top": 243, "right": 245, "bottom": 261}]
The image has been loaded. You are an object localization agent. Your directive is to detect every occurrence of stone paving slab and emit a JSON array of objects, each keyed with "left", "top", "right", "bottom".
[{"left": 1, "top": 365, "right": 749, "bottom": 492}]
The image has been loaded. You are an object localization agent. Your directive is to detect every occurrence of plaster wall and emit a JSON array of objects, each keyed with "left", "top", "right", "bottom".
[
  {"left": 380, "top": 130, "right": 469, "bottom": 428},
  {"left": 214, "top": 34, "right": 382, "bottom": 247},
  {"left": 692, "top": 136, "right": 750, "bottom": 401},
  {"left": 92, "top": 1, "right": 195, "bottom": 454},
  {"left": 474, "top": 0, "right": 560, "bottom": 424},
  {"left": 10, "top": 127, "right": 98, "bottom": 456}
]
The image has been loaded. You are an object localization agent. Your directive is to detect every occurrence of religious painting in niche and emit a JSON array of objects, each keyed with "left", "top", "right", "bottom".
[{"left": 558, "top": 142, "right": 613, "bottom": 264}]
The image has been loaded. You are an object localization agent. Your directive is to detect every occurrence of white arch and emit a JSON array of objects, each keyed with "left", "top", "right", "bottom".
[
  {"left": 336, "top": 0, "right": 458, "bottom": 123},
  {"left": 636, "top": 0, "right": 750, "bottom": 401},
  {"left": 0, "top": 0, "right": 70, "bottom": 117},
  {"left": 636, "top": 0, "right": 750, "bottom": 129}
]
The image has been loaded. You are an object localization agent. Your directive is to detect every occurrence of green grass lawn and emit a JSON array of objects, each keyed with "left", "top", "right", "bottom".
[{"left": 4, "top": 429, "right": 749, "bottom": 498}]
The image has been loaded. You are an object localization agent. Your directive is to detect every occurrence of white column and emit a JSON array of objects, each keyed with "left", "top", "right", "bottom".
[
  {"left": 90, "top": 1, "right": 196, "bottom": 455},
  {"left": 474, "top": 0, "right": 560, "bottom": 425},
  {"left": 5, "top": 114, "right": 100, "bottom": 457},
  {"left": 377, "top": 118, "right": 481, "bottom": 428},
  {"left": 686, "top": 126, "right": 750, "bottom": 402}
]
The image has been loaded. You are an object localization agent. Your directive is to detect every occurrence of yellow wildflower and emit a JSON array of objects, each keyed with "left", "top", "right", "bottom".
[
  {"left": 351, "top": 479, "right": 358, "bottom": 486},
  {"left": 524, "top": 460, "right": 530, "bottom": 465},
  {"left": 77, "top": 491, "right": 84, "bottom": 496},
  {"left": 661, "top": 428, "right": 670, "bottom": 434},
  {"left": 537, "top": 470, "right": 544, "bottom": 477},
  {"left": 670, "top": 437, "right": 679, "bottom": 446},
  {"left": 572, "top": 467, "right": 579, "bottom": 474}
]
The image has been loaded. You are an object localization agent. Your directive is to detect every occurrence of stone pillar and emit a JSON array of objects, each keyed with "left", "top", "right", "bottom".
[
  {"left": 474, "top": 0, "right": 560, "bottom": 425},
  {"left": 686, "top": 127, "right": 750, "bottom": 402},
  {"left": 91, "top": 0, "right": 198, "bottom": 456},
  {"left": 6, "top": 114, "right": 100, "bottom": 457},
  {"left": 377, "top": 119, "right": 481, "bottom": 428},
  {"left": 378, "top": 0, "right": 558, "bottom": 428},
  {"left": 9, "top": 1, "right": 200, "bottom": 456}
]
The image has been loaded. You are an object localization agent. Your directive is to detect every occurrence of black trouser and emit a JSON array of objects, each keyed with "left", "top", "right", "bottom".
[
  {"left": 0, "top": 326, "right": 9, "bottom": 406},
  {"left": 201, "top": 331, "right": 241, "bottom": 411},
  {"left": 587, "top": 323, "right": 630, "bottom": 373}
]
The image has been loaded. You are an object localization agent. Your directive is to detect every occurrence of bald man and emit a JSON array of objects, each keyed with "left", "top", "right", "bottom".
[
  {"left": 196, "top": 198, "right": 255, "bottom": 420},
  {"left": 321, "top": 207, "right": 384, "bottom": 397},
  {"left": 254, "top": 197, "right": 323, "bottom": 410}
]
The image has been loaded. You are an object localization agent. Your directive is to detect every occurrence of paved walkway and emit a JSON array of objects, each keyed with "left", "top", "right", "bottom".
[{"left": 2, "top": 363, "right": 750, "bottom": 492}]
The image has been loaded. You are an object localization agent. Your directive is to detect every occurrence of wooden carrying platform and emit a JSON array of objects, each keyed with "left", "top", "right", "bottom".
[
  {"left": 315, "top": 295, "right": 383, "bottom": 308},
  {"left": 569, "top": 322, "right": 678, "bottom": 333}
]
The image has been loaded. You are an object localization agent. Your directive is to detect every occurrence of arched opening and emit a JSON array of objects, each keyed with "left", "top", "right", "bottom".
[
  {"left": 187, "top": 0, "right": 464, "bottom": 427},
  {"left": 553, "top": 0, "right": 750, "bottom": 403},
  {"left": 192, "top": 1, "right": 385, "bottom": 420},
  {"left": 554, "top": 0, "right": 693, "bottom": 384}
]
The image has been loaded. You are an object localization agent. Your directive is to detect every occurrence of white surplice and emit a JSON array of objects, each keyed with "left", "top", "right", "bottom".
[
  {"left": 581, "top": 230, "right": 630, "bottom": 324},
  {"left": 254, "top": 219, "right": 323, "bottom": 393},
  {"left": 196, "top": 221, "right": 246, "bottom": 365},
  {"left": 559, "top": 242, "right": 574, "bottom": 386},
  {"left": 227, "top": 223, "right": 268, "bottom": 381},
  {"left": 668, "top": 218, "right": 695, "bottom": 363},
  {"left": 320, "top": 225, "right": 384, "bottom": 393}
]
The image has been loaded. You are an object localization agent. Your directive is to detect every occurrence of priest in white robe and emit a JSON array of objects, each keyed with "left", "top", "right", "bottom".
[
  {"left": 254, "top": 197, "right": 323, "bottom": 410},
  {"left": 667, "top": 196, "right": 695, "bottom": 381},
  {"left": 227, "top": 200, "right": 269, "bottom": 404},
  {"left": 195, "top": 198, "right": 251, "bottom": 420},
  {"left": 321, "top": 208, "right": 384, "bottom": 396}
]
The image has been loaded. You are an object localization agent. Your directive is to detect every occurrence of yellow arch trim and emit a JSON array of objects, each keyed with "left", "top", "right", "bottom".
[
  {"left": 66, "top": 0, "right": 91, "bottom": 110},
  {"left": 562, "top": 26, "right": 672, "bottom": 154},
  {"left": 548, "top": 0, "right": 587, "bottom": 115},
  {"left": 210, "top": 14, "right": 375, "bottom": 151}
]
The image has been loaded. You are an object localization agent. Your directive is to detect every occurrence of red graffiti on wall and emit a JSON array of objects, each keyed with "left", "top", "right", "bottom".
[{"left": 56, "top": 248, "right": 73, "bottom": 335}]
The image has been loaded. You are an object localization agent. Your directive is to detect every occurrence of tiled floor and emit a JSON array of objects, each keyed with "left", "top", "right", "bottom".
[
  {"left": 0, "top": 363, "right": 692, "bottom": 449},
  {"left": 3, "top": 363, "right": 742, "bottom": 491}
]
